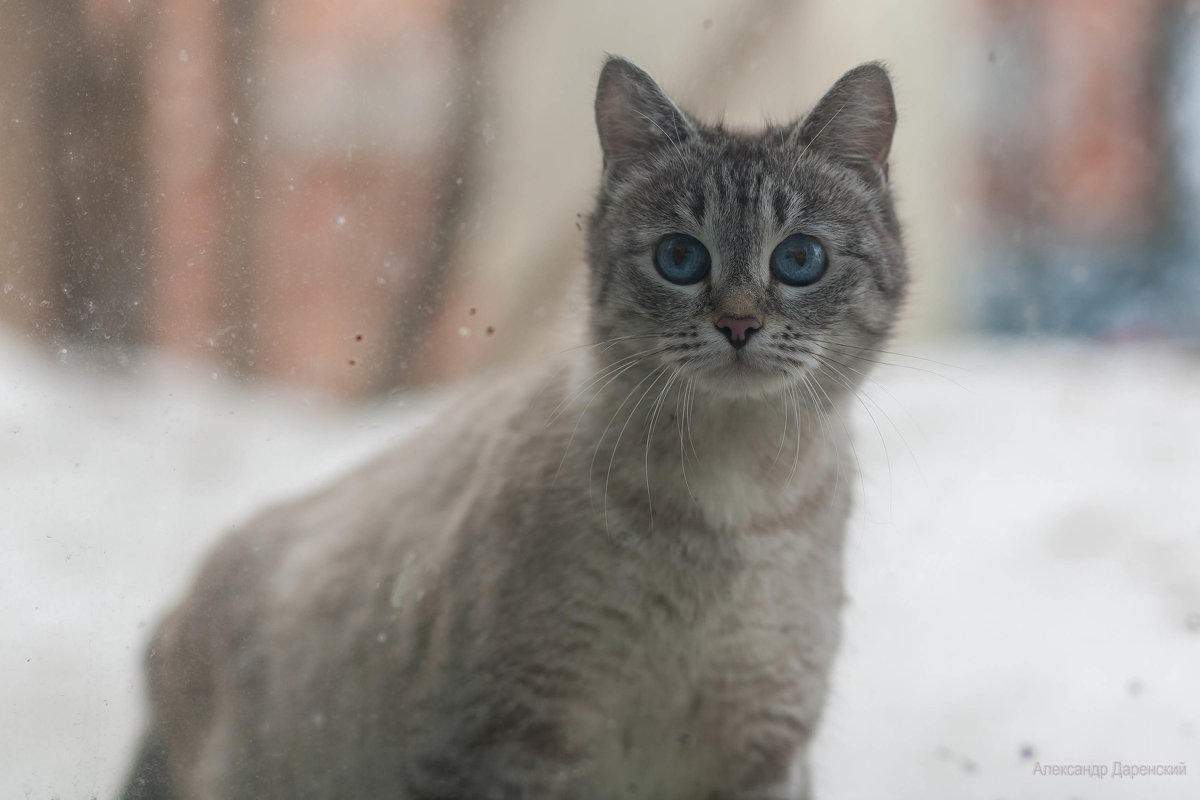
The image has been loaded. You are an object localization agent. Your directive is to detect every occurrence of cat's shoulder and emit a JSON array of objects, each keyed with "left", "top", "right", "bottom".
[{"left": 151, "top": 351, "right": 579, "bottom": 643}]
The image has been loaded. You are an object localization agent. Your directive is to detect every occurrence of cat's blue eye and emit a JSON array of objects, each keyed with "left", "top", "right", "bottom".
[
  {"left": 654, "top": 234, "right": 711, "bottom": 285},
  {"left": 770, "top": 234, "right": 828, "bottom": 287}
]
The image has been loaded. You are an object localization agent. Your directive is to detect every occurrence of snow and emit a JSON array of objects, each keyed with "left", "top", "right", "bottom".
[
  {"left": 2, "top": 331, "right": 1197, "bottom": 799},
  {"left": 0, "top": 336, "right": 431, "bottom": 800},
  {"left": 817, "top": 343, "right": 1200, "bottom": 798}
]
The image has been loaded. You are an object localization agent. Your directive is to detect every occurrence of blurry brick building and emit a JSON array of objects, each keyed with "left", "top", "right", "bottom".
[
  {"left": 0, "top": 0, "right": 492, "bottom": 400},
  {"left": 972, "top": 0, "right": 1200, "bottom": 338},
  {"left": 148, "top": 0, "right": 493, "bottom": 397},
  {"left": 4, "top": 0, "right": 1197, "bottom": 405}
]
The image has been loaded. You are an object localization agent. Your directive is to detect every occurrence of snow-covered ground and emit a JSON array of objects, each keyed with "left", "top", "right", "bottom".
[{"left": 2, "top": 330, "right": 1197, "bottom": 799}]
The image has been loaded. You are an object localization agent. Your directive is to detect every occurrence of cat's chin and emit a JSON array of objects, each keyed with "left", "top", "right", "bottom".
[{"left": 695, "top": 360, "right": 801, "bottom": 401}]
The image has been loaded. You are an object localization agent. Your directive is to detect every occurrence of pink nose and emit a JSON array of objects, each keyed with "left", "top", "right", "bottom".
[{"left": 715, "top": 316, "right": 762, "bottom": 349}]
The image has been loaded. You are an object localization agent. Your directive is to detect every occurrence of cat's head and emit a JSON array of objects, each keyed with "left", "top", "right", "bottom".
[{"left": 586, "top": 56, "right": 906, "bottom": 400}]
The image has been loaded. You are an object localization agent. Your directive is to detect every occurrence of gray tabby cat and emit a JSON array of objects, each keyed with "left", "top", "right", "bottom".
[{"left": 122, "top": 56, "right": 904, "bottom": 800}]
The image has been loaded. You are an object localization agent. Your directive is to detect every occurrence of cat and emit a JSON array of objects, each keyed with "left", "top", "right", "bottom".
[{"left": 121, "top": 55, "right": 905, "bottom": 800}]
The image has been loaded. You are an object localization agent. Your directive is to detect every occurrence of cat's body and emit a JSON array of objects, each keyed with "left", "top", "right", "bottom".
[{"left": 124, "top": 57, "right": 905, "bottom": 800}]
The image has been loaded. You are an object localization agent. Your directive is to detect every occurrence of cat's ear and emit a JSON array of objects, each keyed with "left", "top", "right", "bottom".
[
  {"left": 789, "top": 63, "right": 896, "bottom": 186},
  {"left": 595, "top": 56, "right": 695, "bottom": 173}
]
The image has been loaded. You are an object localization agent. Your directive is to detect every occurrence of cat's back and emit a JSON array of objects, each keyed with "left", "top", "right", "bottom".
[{"left": 150, "top": 352, "right": 574, "bottom": 644}]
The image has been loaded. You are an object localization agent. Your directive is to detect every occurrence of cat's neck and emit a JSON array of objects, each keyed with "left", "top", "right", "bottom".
[{"left": 562, "top": 351, "right": 848, "bottom": 529}]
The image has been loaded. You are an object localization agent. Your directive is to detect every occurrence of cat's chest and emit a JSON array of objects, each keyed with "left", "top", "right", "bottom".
[
  {"left": 604, "top": 518, "right": 841, "bottom": 673},
  {"left": 557, "top": 523, "right": 842, "bottom": 794},
  {"left": 564, "top": 473, "right": 846, "bottom": 672},
  {"left": 685, "top": 467, "right": 807, "bottom": 530}
]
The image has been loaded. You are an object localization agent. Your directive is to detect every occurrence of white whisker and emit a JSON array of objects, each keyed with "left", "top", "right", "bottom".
[
  {"left": 675, "top": 375, "right": 698, "bottom": 504},
  {"left": 786, "top": 383, "right": 803, "bottom": 486},
  {"left": 806, "top": 333, "right": 972, "bottom": 392},
  {"left": 810, "top": 349, "right": 925, "bottom": 488},
  {"left": 771, "top": 379, "right": 790, "bottom": 469},
  {"left": 812, "top": 358, "right": 891, "bottom": 520},
  {"left": 544, "top": 344, "right": 669, "bottom": 428},
  {"left": 799, "top": 373, "right": 841, "bottom": 512},
  {"left": 643, "top": 366, "right": 682, "bottom": 526},
  {"left": 553, "top": 356, "right": 645, "bottom": 485},
  {"left": 588, "top": 363, "right": 666, "bottom": 506},
  {"left": 603, "top": 365, "right": 672, "bottom": 533}
]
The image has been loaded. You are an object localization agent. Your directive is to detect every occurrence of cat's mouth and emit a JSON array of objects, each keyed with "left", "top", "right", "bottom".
[
  {"left": 696, "top": 349, "right": 799, "bottom": 397},
  {"left": 726, "top": 350, "right": 756, "bottom": 370}
]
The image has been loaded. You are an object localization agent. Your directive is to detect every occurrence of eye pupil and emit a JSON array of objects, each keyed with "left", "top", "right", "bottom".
[
  {"left": 672, "top": 247, "right": 686, "bottom": 266},
  {"left": 792, "top": 248, "right": 807, "bottom": 266}
]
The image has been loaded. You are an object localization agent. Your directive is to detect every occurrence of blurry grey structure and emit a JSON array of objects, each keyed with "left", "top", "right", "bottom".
[
  {"left": 0, "top": 0, "right": 497, "bottom": 398},
  {"left": 973, "top": 1, "right": 1200, "bottom": 341},
  {"left": 7, "top": 0, "right": 1198, "bottom": 401},
  {"left": 1169, "top": 6, "right": 1200, "bottom": 337},
  {"left": 0, "top": 0, "right": 151, "bottom": 356}
]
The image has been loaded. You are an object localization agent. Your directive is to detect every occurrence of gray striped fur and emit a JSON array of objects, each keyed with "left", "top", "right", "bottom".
[{"left": 127, "top": 56, "right": 905, "bottom": 800}]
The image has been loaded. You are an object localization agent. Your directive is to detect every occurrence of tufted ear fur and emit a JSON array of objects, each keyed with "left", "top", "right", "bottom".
[
  {"left": 594, "top": 56, "right": 696, "bottom": 175},
  {"left": 788, "top": 62, "right": 896, "bottom": 186}
]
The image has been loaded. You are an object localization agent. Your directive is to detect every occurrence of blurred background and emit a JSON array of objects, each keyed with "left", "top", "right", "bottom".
[
  {"left": 3, "top": 0, "right": 1196, "bottom": 402},
  {"left": 3, "top": 1, "right": 1200, "bottom": 799}
]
